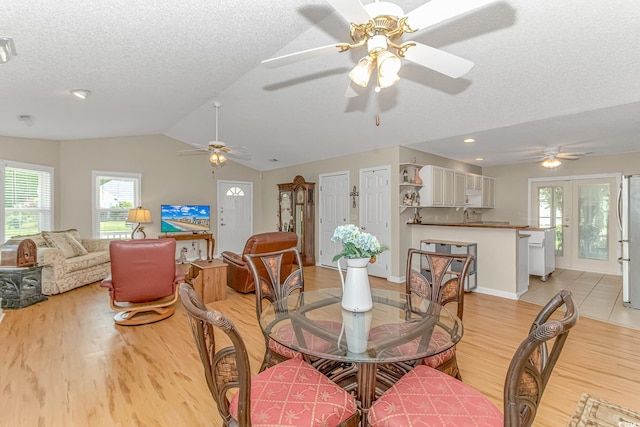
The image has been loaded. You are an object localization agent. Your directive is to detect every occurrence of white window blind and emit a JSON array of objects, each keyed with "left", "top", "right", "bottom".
[
  {"left": 92, "top": 171, "right": 141, "bottom": 239},
  {"left": 2, "top": 160, "right": 54, "bottom": 242}
]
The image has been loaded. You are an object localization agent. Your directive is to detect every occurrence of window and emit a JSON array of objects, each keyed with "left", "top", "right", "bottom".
[
  {"left": 1, "top": 160, "right": 54, "bottom": 242},
  {"left": 92, "top": 171, "right": 141, "bottom": 239}
]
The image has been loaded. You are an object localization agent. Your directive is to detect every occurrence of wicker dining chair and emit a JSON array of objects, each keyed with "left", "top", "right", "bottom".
[
  {"left": 368, "top": 289, "right": 579, "bottom": 427},
  {"left": 245, "top": 247, "right": 342, "bottom": 372},
  {"left": 369, "top": 248, "right": 473, "bottom": 382},
  {"left": 178, "top": 283, "right": 359, "bottom": 427},
  {"left": 405, "top": 248, "right": 474, "bottom": 379}
]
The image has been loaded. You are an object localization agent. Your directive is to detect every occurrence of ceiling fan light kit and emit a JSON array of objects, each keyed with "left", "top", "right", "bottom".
[
  {"left": 541, "top": 157, "right": 562, "bottom": 168},
  {"left": 262, "top": 0, "right": 497, "bottom": 93}
]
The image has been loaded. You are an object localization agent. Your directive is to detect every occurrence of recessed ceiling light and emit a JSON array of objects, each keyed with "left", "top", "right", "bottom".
[
  {"left": 463, "top": 138, "right": 475, "bottom": 143},
  {"left": 70, "top": 89, "right": 91, "bottom": 99},
  {"left": 475, "top": 157, "right": 485, "bottom": 161}
]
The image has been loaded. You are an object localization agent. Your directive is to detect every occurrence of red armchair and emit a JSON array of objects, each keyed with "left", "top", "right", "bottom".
[
  {"left": 221, "top": 232, "right": 298, "bottom": 293},
  {"left": 101, "top": 238, "right": 185, "bottom": 325}
]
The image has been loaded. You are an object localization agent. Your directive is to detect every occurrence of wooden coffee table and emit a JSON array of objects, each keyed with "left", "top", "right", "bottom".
[{"left": 187, "top": 259, "right": 228, "bottom": 303}]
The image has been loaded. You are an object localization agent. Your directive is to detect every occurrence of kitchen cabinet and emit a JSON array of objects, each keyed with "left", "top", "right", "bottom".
[
  {"left": 420, "top": 239, "right": 477, "bottom": 291},
  {"left": 418, "top": 165, "right": 444, "bottom": 206},
  {"left": 482, "top": 176, "right": 496, "bottom": 208},
  {"left": 454, "top": 171, "right": 466, "bottom": 207},
  {"left": 443, "top": 168, "right": 455, "bottom": 206}
]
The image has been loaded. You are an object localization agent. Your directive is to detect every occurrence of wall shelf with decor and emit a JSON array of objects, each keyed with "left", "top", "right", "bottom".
[{"left": 400, "top": 162, "right": 424, "bottom": 212}]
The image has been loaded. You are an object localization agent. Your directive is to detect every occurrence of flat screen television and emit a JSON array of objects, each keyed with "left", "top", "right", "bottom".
[{"left": 161, "top": 205, "right": 211, "bottom": 233}]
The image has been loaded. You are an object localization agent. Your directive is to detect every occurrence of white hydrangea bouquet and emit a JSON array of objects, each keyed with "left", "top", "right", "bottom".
[{"left": 331, "top": 224, "right": 388, "bottom": 262}]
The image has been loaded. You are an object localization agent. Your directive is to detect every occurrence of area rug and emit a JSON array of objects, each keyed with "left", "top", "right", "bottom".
[{"left": 568, "top": 393, "right": 640, "bottom": 427}]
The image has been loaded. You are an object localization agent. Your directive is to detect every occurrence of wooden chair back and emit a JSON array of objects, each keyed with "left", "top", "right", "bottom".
[
  {"left": 504, "top": 289, "right": 578, "bottom": 426},
  {"left": 245, "top": 247, "right": 304, "bottom": 320},
  {"left": 405, "top": 248, "right": 474, "bottom": 320},
  {"left": 179, "top": 283, "right": 252, "bottom": 426}
]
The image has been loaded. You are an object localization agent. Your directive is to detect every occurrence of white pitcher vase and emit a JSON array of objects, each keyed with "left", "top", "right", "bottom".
[{"left": 337, "top": 257, "right": 373, "bottom": 312}]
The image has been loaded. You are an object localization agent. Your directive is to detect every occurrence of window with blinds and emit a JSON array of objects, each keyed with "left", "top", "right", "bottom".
[
  {"left": 92, "top": 171, "right": 141, "bottom": 239},
  {"left": 1, "top": 160, "right": 54, "bottom": 242}
]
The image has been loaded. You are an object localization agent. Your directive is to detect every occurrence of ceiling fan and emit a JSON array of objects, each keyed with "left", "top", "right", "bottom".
[
  {"left": 176, "top": 102, "right": 250, "bottom": 167},
  {"left": 261, "top": 0, "right": 496, "bottom": 92},
  {"left": 522, "top": 147, "right": 591, "bottom": 168}
]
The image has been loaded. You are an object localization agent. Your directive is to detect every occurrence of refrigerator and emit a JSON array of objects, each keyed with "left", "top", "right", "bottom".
[{"left": 618, "top": 175, "right": 640, "bottom": 309}]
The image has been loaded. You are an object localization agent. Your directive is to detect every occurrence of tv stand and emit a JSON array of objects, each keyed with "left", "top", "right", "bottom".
[{"left": 159, "top": 233, "right": 214, "bottom": 261}]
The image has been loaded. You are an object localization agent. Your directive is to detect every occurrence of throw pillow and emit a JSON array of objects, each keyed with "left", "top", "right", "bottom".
[
  {"left": 42, "top": 231, "right": 89, "bottom": 258},
  {"left": 15, "top": 233, "right": 50, "bottom": 248}
]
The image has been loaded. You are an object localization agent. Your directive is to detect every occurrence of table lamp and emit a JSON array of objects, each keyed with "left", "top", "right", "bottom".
[{"left": 127, "top": 207, "right": 152, "bottom": 239}]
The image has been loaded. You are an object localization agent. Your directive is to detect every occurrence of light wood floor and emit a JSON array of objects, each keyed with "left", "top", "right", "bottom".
[{"left": 2, "top": 266, "right": 639, "bottom": 426}]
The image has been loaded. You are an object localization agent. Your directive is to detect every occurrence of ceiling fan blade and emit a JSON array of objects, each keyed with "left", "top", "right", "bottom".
[
  {"left": 176, "top": 149, "right": 210, "bottom": 156},
  {"left": 405, "top": 0, "right": 495, "bottom": 32},
  {"left": 402, "top": 43, "right": 474, "bottom": 78},
  {"left": 556, "top": 154, "right": 583, "bottom": 160},
  {"left": 326, "top": 0, "right": 371, "bottom": 25},
  {"left": 261, "top": 43, "right": 348, "bottom": 68}
]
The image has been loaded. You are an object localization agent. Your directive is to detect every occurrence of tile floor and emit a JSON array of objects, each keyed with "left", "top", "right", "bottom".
[{"left": 521, "top": 269, "right": 640, "bottom": 331}]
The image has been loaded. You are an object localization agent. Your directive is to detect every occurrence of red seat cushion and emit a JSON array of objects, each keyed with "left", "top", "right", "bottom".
[
  {"left": 269, "top": 320, "right": 344, "bottom": 360},
  {"left": 369, "top": 365, "right": 503, "bottom": 427},
  {"left": 368, "top": 323, "right": 457, "bottom": 367},
  {"left": 229, "top": 358, "right": 357, "bottom": 426}
]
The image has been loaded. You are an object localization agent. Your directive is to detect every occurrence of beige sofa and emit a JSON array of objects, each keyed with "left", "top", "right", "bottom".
[{"left": 3, "top": 229, "right": 113, "bottom": 295}]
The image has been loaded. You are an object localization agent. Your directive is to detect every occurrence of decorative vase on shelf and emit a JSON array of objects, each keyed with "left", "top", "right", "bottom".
[
  {"left": 337, "top": 257, "right": 373, "bottom": 312},
  {"left": 414, "top": 168, "right": 423, "bottom": 185}
]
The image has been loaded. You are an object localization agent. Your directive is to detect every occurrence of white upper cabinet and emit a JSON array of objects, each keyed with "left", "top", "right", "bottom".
[
  {"left": 418, "top": 165, "right": 444, "bottom": 206},
  {"left": 482, "top": 176, "right": 496, "bottom": 208},
  {"left": 414, "top": 165, "right": 496, "bottom": 209}
]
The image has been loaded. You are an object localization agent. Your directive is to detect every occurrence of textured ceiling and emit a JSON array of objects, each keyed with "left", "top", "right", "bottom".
[{"left": 1, "top": 0, "right": 639, "bottom": 170}]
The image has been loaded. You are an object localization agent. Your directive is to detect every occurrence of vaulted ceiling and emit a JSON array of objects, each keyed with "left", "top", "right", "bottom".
[{"left": 2, "top": 0, "right": 639, "bottom": 171}]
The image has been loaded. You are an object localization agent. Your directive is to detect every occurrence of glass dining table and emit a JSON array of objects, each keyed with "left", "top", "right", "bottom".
[{"left": 259, "top": 287, "right": 463, "bottom": 424}]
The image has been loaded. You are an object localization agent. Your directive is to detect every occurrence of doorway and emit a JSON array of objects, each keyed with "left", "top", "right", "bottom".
[
  {"left": 359, "top": 166, "right": 390, "bottom": 278},
  {"left": 530, "top": 175, "right": 619, "bottom": 274},
  {"left": 217, "top": 180, "right": 253, "bottom": 255},
  {"left": 319, "top": 171, "right": 350, "bottom": 267}
]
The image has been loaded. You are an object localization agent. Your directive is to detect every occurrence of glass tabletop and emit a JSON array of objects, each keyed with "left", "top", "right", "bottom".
[{"left": 259, "top": 287, "right": 463, "bottom": 363}]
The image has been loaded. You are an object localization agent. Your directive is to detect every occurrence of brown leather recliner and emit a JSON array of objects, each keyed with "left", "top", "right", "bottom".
[{"left": 221, "top": 232, "right": 298, "bottom": 293}]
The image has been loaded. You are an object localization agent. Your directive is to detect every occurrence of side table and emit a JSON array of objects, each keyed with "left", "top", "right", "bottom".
[
  {"left": 186, "top": 259, "right": 228, "bottom": 303},
  {"left": 0, "top": 265, "right": 47, "bottom": 309}
]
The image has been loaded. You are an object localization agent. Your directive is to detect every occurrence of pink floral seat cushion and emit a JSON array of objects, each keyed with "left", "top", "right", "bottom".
[
  {"left": 368, "top": 365, "right": 502, "bottom": 427},
  {"left": 368, "top": 323, "right": 456, "bottom": 368},
  {"left": 229, "top": 358, "right": 358, "bottom": 426},
  {"left": 270, "top": 320, "right": 344, "bottom": 360}
]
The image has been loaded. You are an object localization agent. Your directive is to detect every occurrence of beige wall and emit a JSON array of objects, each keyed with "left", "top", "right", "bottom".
[
  {"left": 15, "top": 133, "right": 637, "bottom": 279},
  {"left": 482, "top": 152, "right": 640, "bottom": 225},
  {"left": 1, "top": 136, "right": 62, "bottom": 228},
  {"left": 58, "top": 135, "right": 263, "bottom": 239}
]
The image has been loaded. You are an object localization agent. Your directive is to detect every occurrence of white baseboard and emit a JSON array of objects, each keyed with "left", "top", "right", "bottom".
[{"left": 472, "top": 286, "right": 519, "bottom": 300}]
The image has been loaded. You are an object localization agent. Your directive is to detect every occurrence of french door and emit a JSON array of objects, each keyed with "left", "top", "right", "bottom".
[{"left": 531, "top": 176, "right": 619, "bottom": 274}]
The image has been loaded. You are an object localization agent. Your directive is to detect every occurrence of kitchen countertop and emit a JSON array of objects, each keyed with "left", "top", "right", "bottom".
[{"left": 412, "top": 222, "right": 531, "bottom": 230}]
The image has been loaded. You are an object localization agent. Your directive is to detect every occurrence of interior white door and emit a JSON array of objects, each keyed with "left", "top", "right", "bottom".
[
  {"left": 319, "top": 171, "right": 350, "bottom": 267},
  {"left": 359, "top": 166, "right": 390, "bottom": 278},
  {"left": 217, "top": 180, "right": 253, "bottom": 256}
]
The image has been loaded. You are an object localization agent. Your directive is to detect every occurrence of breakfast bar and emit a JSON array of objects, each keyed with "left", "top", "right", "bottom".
[{"left": 410, "top": 222, "right": 531, "bottom": 299}]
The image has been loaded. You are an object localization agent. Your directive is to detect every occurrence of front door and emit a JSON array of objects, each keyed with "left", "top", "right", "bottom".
[
  {"left": 319, "top": 171, "right": 350, "bottom": 267},
  {"left": 359, "top": 166, "right": 390, "bottom": 278},
  {"left": 217, "top": 180, "right": 253, "bottom": 256}
]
